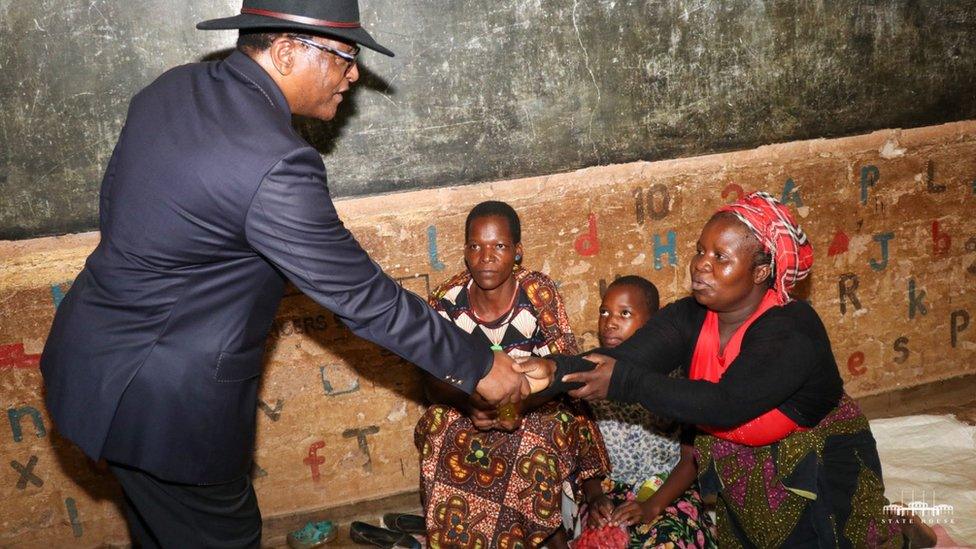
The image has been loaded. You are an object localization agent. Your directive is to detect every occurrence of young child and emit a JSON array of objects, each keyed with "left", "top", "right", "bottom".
[{"left": 579, "top": 276, "right": 716, "bottom": 548}]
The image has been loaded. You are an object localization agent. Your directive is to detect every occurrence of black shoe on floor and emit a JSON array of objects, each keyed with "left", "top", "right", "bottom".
[
  {"left": 349, "top": 521, "right": 420, "bottom": 549},
  {"left": 381, "top": 513, "right": 426, "bottom": 536}
]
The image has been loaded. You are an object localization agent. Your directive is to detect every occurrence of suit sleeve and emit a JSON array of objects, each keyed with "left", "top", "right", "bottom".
[{"left": 244, "top": 148, "right": 492, "bottom": 394}]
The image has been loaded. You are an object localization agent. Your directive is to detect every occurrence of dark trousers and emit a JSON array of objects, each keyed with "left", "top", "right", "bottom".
[{"left": 109, "top": 462, "right": 261, "bottom": 548}]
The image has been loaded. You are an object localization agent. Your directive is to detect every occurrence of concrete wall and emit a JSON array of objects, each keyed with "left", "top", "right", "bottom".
[
  {"left": 1, "top": 121, "right": 974, "bottom": 545},
  {"left": 3, "top": 0, "right": 976, "bottom": 238}
]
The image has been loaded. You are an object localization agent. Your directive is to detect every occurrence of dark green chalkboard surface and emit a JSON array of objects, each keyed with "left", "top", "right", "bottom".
[{"left": 2, "top": 0, "right": 975, "bottom": 239}]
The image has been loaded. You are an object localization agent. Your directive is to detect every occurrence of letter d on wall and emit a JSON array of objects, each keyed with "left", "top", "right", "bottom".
[{"left": 574, "top": 214, "right": 600, "bottom": 257}]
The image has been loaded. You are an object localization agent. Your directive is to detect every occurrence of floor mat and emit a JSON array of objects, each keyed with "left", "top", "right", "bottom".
[{"left": 870, "top": 414, "right": 976, "bottom": 547}]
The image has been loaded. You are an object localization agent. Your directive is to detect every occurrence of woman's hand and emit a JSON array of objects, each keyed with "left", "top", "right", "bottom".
[
  {"left": 609, "top": 500, "right": 662, "bottom": 527},
  {"left": 468, "top": 392, "right": 499, "bottom": 430},
  {"left": 469, "top": 406, "right": 498, "bottom": 431},
  {"left": 513, "top": 357, "right": 556, "bottom": 393},
  {"left": 586, "top": 494, "right": 614, "bottom": 529},
  {"left": 563, "top": 353, "right": 616, "bottom": 401}
]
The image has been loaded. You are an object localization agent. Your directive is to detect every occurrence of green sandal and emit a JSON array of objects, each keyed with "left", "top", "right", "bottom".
[{"left": 287, "top": 520, "right": 338, "bottom": 548}]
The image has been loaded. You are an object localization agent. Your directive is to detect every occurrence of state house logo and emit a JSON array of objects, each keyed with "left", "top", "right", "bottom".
[{"left": 884, "top": 491, "right": 955, "bottom": 525}]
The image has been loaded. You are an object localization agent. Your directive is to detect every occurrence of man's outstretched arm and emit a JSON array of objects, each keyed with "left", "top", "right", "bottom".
[{"left": 245, "top": 147, "right": 525, "bottom": 403}]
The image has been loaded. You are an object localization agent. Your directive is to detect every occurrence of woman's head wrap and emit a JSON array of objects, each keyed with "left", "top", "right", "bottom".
[{"left": 716, "top": 191, "right": 813, "bottom": 304}]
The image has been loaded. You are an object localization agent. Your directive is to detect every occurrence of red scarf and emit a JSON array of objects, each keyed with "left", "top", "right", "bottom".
[
  {"left": 717, "top": 192, "right": 813, "bottom": 306},
  {"left": 689, "top": 290, "right": 805, "bottom": 445}
]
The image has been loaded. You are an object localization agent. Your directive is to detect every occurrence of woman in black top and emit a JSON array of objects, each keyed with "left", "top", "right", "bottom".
[{"left": 518, "top": 192, "right": 933, "bottom": 548}]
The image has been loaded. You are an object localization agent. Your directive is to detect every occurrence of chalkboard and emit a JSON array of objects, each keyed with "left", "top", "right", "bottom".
[{"left": 2, "top": 0, "right": 975, "bottom": 239}]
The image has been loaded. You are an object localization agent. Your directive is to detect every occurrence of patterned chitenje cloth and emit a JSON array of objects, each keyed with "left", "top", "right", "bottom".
[
  {"left": 426, "top": 267, "right": 577, "bottom": 358},
  {"left": 590, "top": 401, "right": 716, "bottom": 547},
  {"left": 695, "top": 395, "right": 903, "bottom": 548},
  {"left": 717, "top": 191, "right": 814, "bottom": 305},
  {"left": 415, "top": 268, "right": 610, "bottom": 548},
  {"left": 599, "top": 476, "right": 717, "bottom": 548}
]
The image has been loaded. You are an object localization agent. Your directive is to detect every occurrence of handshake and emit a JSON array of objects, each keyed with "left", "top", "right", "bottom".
[
  {"left": 473, "top": 351, "right": 556, "bottom": 406},
  {"left": 474, "top": 351, "right": 618, "bottom": 406}
]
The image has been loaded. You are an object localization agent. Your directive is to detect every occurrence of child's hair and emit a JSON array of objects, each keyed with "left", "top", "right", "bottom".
[{"left": 607, "top": 275, "right": 660, "bottom": 314}]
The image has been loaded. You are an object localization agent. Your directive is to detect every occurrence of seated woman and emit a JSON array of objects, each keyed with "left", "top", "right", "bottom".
[
  {"left": 414, "top": 201, "right": 610, "bottom": 549},
  {"left": 520, "top": 192, "right": 930, "bottom": 547},
  {"left": 580, "top": 276, "right": 716, "bottom": 548}
]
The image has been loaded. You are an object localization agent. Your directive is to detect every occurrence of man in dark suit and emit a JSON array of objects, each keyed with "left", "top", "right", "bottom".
[{"left": 40, "top": 1, "right": 534, "bottom": 545}]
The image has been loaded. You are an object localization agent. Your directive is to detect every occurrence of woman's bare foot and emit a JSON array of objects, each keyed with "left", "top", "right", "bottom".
[{"left": 887, "top": 502, "right": 938, "bottom": 548}]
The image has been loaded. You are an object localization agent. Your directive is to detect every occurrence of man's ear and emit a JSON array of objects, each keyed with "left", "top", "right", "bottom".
[{"left": 268, "top": 36, "right": 298, "bottom": 76}]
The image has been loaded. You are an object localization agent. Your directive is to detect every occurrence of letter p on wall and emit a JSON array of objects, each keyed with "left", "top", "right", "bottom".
[
  {"left": 860, "top": 165, "right": 880, "bottom": 205},
  {"left": 951, "top": 310, "right": 970, "bottom": 348}
]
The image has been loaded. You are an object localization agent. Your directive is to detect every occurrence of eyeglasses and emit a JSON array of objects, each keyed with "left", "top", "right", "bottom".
[{"left": 289, "top": 35, "right": 359, "bottom": 74}]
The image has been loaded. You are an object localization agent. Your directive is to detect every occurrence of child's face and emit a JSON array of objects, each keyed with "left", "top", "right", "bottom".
[{"left": 598, "top": 285, "right": 652, "bottom": 348}]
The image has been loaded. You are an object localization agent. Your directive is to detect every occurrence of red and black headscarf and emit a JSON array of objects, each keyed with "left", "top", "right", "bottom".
[{"left": 717, "top": 191, "right": 813, "bottom": 305}]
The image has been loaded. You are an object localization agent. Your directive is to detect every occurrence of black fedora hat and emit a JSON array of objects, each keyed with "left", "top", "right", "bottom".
[{"left": 197, "top": 0, "right": 394, "bottom": 57}]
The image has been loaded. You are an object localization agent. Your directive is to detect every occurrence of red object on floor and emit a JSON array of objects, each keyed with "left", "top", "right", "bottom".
[{"left": 572, "top": 525, "right": 629, "bottom": 549}]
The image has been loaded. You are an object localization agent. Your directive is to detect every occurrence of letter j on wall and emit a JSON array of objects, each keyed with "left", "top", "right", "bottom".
[{"left": 869, "top": 232, "right": 894, "bottom": 271}]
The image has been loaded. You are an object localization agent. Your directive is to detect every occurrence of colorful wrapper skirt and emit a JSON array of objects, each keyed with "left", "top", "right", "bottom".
[
  {"left": 695, "top": 394, "right": 903, "bottom": 548},
  {"left": 415, "top": 399, "right": 610, "bottom": 548}
]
